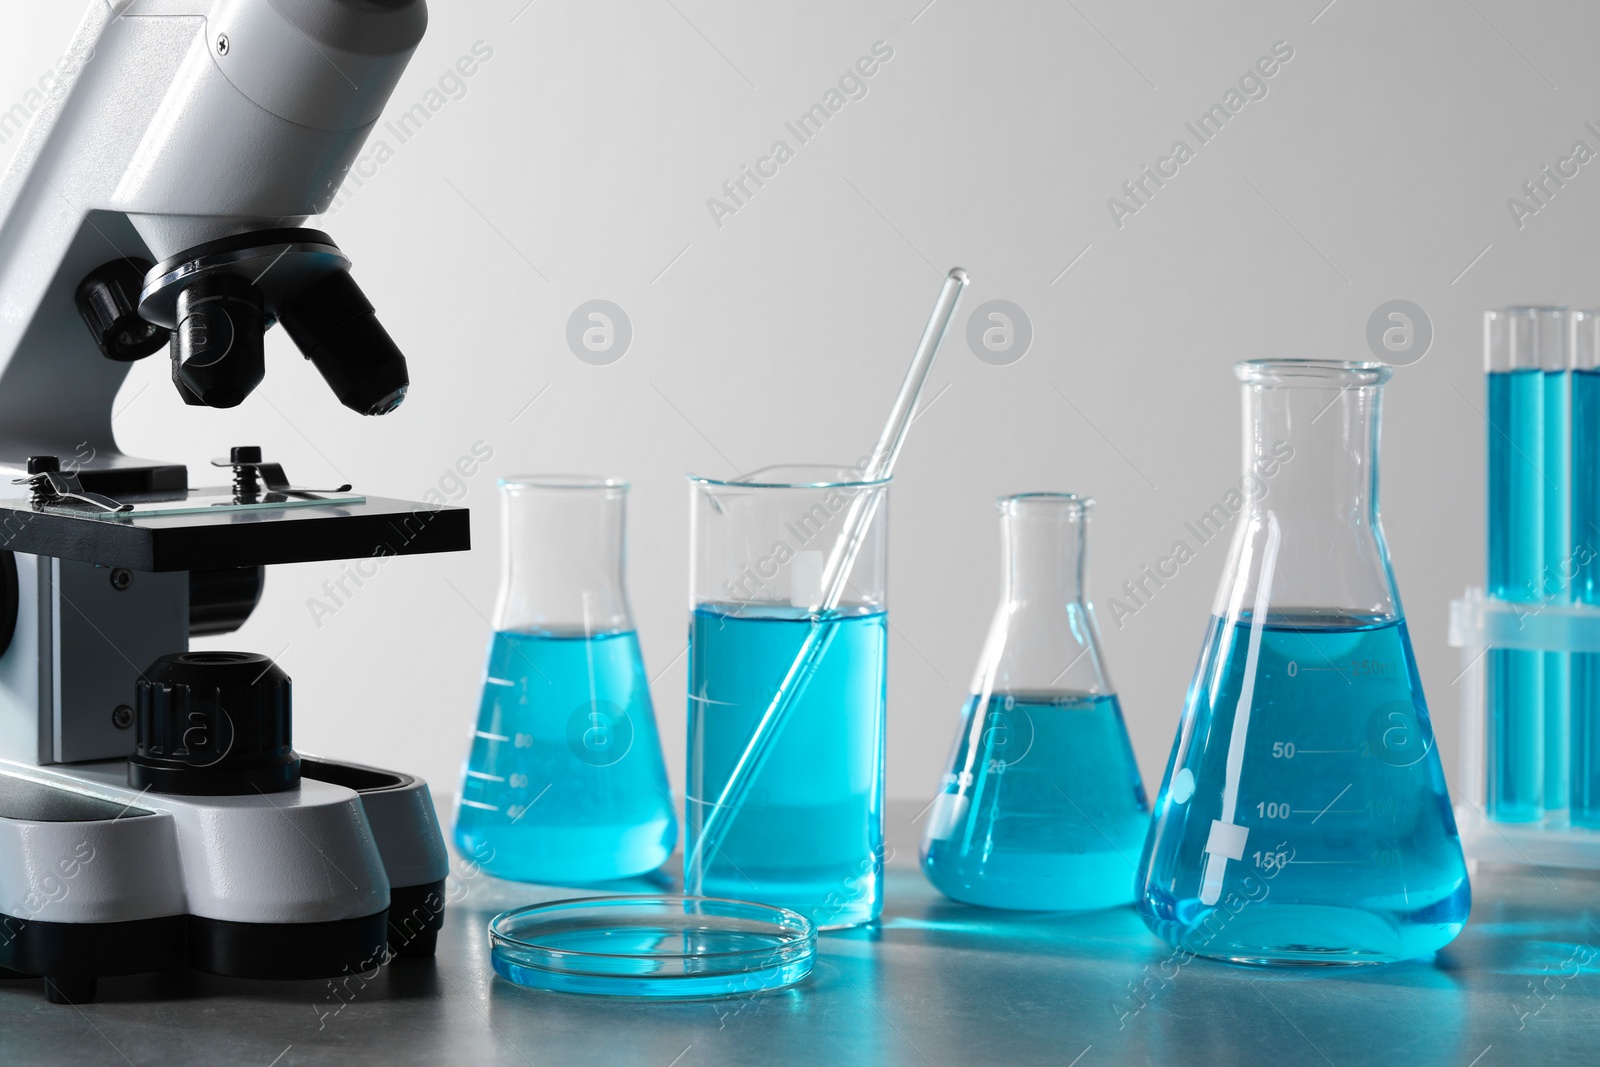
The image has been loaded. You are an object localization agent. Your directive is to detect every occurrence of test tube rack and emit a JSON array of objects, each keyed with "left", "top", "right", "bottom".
[{"left": 1449, "top": 587, "right": 1600, "bottom": 868}]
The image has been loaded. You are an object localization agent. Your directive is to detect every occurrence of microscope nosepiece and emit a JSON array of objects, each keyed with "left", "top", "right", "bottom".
[{"left": 140, "top": 229, "right": 409, "bottom": 414}]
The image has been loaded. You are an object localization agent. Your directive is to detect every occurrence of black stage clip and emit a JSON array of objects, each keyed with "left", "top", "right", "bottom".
[
  {"left": 211, "top": 446, "right": 353, "bottom": 504},
  {"left": 13, "top": 456, "right": 132, "bottom": 513}
]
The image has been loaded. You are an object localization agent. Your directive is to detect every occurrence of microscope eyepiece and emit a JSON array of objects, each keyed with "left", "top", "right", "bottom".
[{"left": 278, "top": 269, "right": 409, "bottom": 416}]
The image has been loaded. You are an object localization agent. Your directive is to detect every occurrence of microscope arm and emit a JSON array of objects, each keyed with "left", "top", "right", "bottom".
[{"left": 0, "top": 0, "right": 426, "bottom": 480}]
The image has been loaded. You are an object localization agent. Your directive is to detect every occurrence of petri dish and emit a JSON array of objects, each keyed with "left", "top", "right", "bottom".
[{"left": 488, "top": 895, "right": 816, "bottom": 999}]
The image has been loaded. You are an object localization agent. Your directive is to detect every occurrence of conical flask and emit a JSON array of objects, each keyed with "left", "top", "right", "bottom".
[
  {"left": 921, "top": 493, "right": 1148, "bottom": 910},
  {"left": 1136, "top": 361, "right": 1470, "bottom": 964},
  {"left": 454, "top": 475, "right": 677, "bottom": 884}
]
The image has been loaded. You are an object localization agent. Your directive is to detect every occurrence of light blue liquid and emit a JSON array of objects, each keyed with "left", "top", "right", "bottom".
[
  {"left": 921, "top": 692, "right": 1148, "bottom": 911},
  {"left": 1545, "top": 368, "right": 1571, "bottom": 811},
  {"left": 687, "top": 604, "right": 886, "bottom": 930},
  {"left": 455, "top": 630, "right": 677, "bottom": 885},
  {"left": 489, "top": 903, "right": 813, "bottom": 999},
  {"left": 490, "top": 948, "right": 811, "bottom": 999},
  {"left": 1487, "top": 368, "right": 1545, "bottom": 822},
  {"left": 1137, "top": 613, "right": 1470, "bottom": 965},
  {"left": 1572, "top": 370, "right": 1600, "bottom": 827}
]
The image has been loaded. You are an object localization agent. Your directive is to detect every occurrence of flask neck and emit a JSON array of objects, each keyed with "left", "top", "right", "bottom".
[
  {"left": 1240, "top": 376, "right": 1380, "bottom": 526},
  {"left": 1221, "top": 362, "right": 1397, "bottom": 621},
  {"left": 975, "top": 494, "right": 1111, "bottom": 697},
  {"left": 494, "top": 478, "right": 633, "bottom": 635},
  {"left": 1002, "top": 503, "right": 1087, "bottom": 610}
]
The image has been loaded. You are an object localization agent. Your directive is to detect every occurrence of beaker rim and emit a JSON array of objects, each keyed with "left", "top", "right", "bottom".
[
  {"left": 1234, "top": 359, "right": 1392, "bottom": 386},
  {"left": 499, "top": 473, "right": 629, "bottom": 492},
  {"left": 1489, "top": 305, "right": 1568, "bottom": 316},
  {"left": 997, "top": 492, "right": 1093, "bottom": 515},
  {"left": 688, "top": 463, "right": 893, "bottom": 490}
]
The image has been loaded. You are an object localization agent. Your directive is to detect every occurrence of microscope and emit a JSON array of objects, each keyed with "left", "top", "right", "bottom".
[{"left": 0, "top": 0, "right": 469, "bottom": 1002}]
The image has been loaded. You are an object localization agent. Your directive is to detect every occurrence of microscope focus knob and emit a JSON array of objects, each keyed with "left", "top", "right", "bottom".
[
  {"left": 128, "top": 651, "right": 299, "bottom": 796},
  {"left": 75, "top": 258, "right": 169, "bottom": 363}
]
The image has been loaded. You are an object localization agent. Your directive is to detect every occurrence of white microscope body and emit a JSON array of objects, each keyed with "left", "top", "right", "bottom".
[{"left": 0, "top": 0, "right": 464, "bottom": 1003}]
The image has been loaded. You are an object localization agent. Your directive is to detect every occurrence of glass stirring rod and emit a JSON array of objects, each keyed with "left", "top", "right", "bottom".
[{"left": 683, "top": 267, "right": 969, "bottom": 894}]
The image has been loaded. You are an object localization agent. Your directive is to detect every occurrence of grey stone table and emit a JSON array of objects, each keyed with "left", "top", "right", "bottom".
[{"left": 3, "top": 801, "right": 1597, "bottom": 1066}]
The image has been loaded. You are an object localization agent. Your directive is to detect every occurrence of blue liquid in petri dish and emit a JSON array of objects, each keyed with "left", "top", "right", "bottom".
[
  {"left": 1544, "top": 367, "right": 1571, "bottom": 810},
  {"left": 488, "top": 896, "right": 816, "bottom": 999},
  {"left": 1487, "top": 368, "right": 1546, "bottom": 822},
  {"left": 687, "top": 603, "right": 886, "bottom": 929},
  {"left": 1137, "top": 612, "right": 1470, "bottom": 965},
  {"left": 921, "top": 691, "right": 1149, "bottom": 911},
  {"left": 1572, "top": 369, "right": 1600, "bottom": 827},
  {"left": 455, "top": 630, "right": 677, "bottom": 885}
]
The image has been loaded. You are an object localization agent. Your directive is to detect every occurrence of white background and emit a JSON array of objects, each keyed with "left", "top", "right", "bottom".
[{"left": 0, "top": 0, "right": 1593, "bottom": 807}]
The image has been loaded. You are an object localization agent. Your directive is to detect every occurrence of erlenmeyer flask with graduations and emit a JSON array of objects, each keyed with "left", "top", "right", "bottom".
[
  {"left": 455, "top": 476, "right": 676, "bottom": 885},
  {"left": 921, "top": 493, "right": 1148, "bottom": 911},
  {"left": 1135, "top": 361, "right": 1470, "bottom": 965}
]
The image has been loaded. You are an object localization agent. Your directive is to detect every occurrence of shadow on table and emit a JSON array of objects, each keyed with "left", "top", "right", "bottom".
[
  {"left": 1451, "top": 862, "right": 1600, "bottom": 979},
  {"left": 878, "top": 891, "right": 1154, "bottom": 960},
  {"left": 0, "top": 953, "right": 447, "bottom": 1006}
]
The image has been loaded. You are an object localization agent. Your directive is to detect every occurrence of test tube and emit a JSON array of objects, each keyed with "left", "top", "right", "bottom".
[
  {"left": 1571, "top": 311, "right": 1600, "bottom": 827},
  {"left": 1544, "top": 313, "right": 1572, "bottom": 815},
  {"left": 1485, "top": 307, "right": 1557, "bottom": 823}
]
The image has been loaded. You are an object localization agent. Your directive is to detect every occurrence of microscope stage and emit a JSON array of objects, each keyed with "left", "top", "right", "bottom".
[{"left": 0, "top": 489, "right": 469, "bottom": 570}]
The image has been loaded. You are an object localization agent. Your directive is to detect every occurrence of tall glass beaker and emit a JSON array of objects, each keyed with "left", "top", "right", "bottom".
[
  {"left": 921, "top": 494, "right": 1148, "bottom": 911},
  {"left": 1136, "top": 361, "right": 1470, "bottom": 965},
  {"left": 685, "top": 466, "right": 889, "bottom": 930},
  {"left": 455, "top": 475, "right": 677, "bottom": 885}
]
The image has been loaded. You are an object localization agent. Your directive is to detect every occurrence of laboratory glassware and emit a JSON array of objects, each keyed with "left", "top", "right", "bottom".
[
  {"left": 680, "top": 267, "right": 965, "bottom": 931},
  {"left": 475, "top": 270, "right": 961, "bottom": 998},
  {"left": 1446, "top": 591, "right": 1600, "bottom": 870},
  {"left": 1542, "top": 311, "right": 1572, "bottom": 813},
  {"left": 455, "top": 475, "right": 676, "bottom": 884},
  {"left": 1136, "top": 360, "right": 1470, "bottom": 965},
  {"left": 1573, "top": 311, "right": 1600, "bottom": 828},
  {"left": 1486, "top": 307, "right": 1564, "bottom": 822},
  {"left": 921, "top": 493, "right": 1148, "bottom": 910},
  {"left": 488, "top": 896, "right": 815, "bottom": 997},
  {"left": 681, "top": 268, "right": 966, "bottom": 899},
  {"left": 686, "top": 465, "right": 890, "bottom": 929}
]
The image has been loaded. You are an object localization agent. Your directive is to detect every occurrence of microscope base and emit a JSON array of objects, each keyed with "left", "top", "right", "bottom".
[{"left": 0, "top": 756, "right": 449, "bottom": 1003}]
